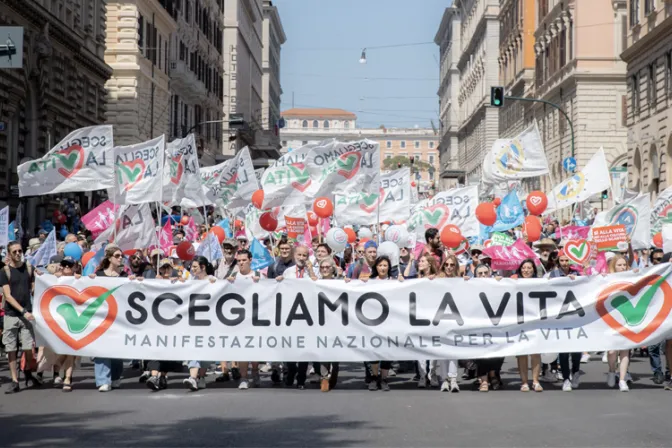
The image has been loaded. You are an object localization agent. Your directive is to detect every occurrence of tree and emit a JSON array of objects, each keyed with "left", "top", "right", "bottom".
[{"left": 382, "top": 155, "right": 432, "bottom": 172}]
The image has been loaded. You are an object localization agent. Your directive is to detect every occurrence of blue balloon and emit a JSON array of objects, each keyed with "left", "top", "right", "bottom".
[
  {"left": 64, "top": 242, "right": 83, "bottom": 261},
  {"left": 60, "top": 227, "right": 68, "bottom": 239}
]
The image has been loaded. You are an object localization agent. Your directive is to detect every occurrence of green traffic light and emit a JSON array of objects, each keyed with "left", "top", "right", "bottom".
[{"left": 494, "top": 99, "right": 501, "bottom": 105}]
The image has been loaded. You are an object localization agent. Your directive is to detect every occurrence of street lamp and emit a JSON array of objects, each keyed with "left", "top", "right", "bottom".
[{"left": 359, "top": 48, "right": 367, "bottom": 64}]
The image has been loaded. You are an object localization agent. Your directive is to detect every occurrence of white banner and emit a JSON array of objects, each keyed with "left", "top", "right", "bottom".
[
  {"left": 334, "top": 167, "right": 410, "bottom": 225},
  {"left": 546, "top": 148, "right": 611, "bottom": 213},
  {"left": 94, "top": 204, "right": 157, "bottom": 251},
  {"left": 18, "top": 125, "right": 115, "bottom": 197},
  {"left": 33, "top": 265, "right": 672, "bottom": 361},
  {"left": 651, "top": 185, "right": 672, "bottom": 236},
  {"left": 592, "top": 193, "right": 651, "bottom": 250},
  {"left": 0, "top": 206, "right": 8, "bottom": 247},
  {"left": 163, "top": 134, "right": 209, "bottom": 207},
  {"left": 28, "top": 229, "right": 57, "bottom": 267},
  {"left": 199, "top": 147, "right": 258, "bottom": 209},
  {"left": 260, "top": 143, "right": 315, "bottom": 209},
  {"left": 408, "top": 185, "right": 479, "bottom": 241},
  {"left": 482, "top": 122, "right": 549, "bottom": 185},
  {"left": 113, "top": 135, "right": 165, "bottom": 205}
]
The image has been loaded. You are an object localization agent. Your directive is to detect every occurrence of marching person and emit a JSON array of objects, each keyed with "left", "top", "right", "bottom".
[
  {"left": 215, "top": 238, "right": 239, "bottom": 383},
  {"left": 266, "top": 237, "right": 295, "bottom": 280},
  {"left": 414, "top": 254, "right": 440, "bottom": 388},
  {"left": 605, "top": 254, "right": 633, "bottom": 392},
  {"left": 2, "top": 241, "right": 39, "bottom": 394},
  {"left": 438, "top": 255, "right": 460, "bottom": 392},
  {"left": 347, "top": 241, "right": 377, "bottom": 280},
  {"left": 316, "top": 257, "right": 341, "bottom": 392},
  {"left": 51, "top": 256, "right": 81, "bottom": 392},
  {"left": 423, "top": 228, "right": 444, "bottom": 265}
]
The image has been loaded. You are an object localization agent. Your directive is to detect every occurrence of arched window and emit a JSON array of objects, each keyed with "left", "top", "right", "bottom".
[
  {"left": 344, "top": 121, "right": 350, "bottom": 129},
  {"left": 302, "top": 120, "right": 308, "bottom": 128},
  {"left": 323, "top": 120, "right": 329, "bottom": 128},
  {"left": 313, "top": 120, "right": 319, "bottom": 128}
]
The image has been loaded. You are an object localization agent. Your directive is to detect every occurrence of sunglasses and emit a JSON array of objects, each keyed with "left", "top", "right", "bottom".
[
  {"left": 320, "top": 266, "right": 331, "bottom": 270},
  {"left": 356, "top": 250, "right": 365, "bottom": 254},
  {"left": 61, "top": 263, "right": 75, "bottom": 269},
  {"left": 112, "top": 253, "right": 123, "bottom": 259},
  {"left": 11, "top": 249, "right": 22, "bottom": 255},
  {"left": 654, "top": 257, "right": 664, "bottom": 262},
  {"left": 446, "top": 263, "right": 456, "bottom": 267},
  {"left": 476, "top": 271, "right": 489, "bottom": 276}
]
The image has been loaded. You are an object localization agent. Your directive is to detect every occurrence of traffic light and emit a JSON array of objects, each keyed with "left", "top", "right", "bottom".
[
  {"left": 490, "top": 87, "right": 505, "bottom": 107},
  {"left": 601, "top": 190, "right": 609, "bottom": 200}
]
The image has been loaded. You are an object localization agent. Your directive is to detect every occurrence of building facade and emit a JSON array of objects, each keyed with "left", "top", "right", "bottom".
[
  {"left": 0, "top": 0, "right": 112, "bottom": 227},
  {"left": 530, "top": 0, "right": 628, "bottom": 210},
  {"left": 454, "top": 0, "right": 501, "bottom": 185},
  {"left": 280, "top": 108, "right": 440, "bottom": 193},
  {"left": 434, "top": 7, "right": 463, "bottom": 189},
  {"left": 622, "top": 0, "right": 672, "bottom": 199}
]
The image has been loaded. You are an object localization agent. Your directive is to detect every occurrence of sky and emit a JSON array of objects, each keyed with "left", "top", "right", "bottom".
[{"left": 273, "top": 0, "right": 449, "bottom": 129}]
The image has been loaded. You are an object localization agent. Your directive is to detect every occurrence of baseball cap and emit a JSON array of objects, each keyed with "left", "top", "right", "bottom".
[
  {"left": 49, "top": 254, "right": 64, "bottom": 264},
  {"left": 222, "top": 238, "right": 238, "bottom": 249},
  {"left": 38, "top": 229, "right": 47, "bottom": 236},
  {"left": 159, "top": 258, "right": 173, "bottom": 268},
  {"left": 150, "top": 248, "right": 164, "bottom": 257},
  {"left": 61, "top": 256, "right": 76, "bottom": 266}
]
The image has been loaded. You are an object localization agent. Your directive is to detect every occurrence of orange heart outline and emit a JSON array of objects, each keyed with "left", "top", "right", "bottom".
[
  {"left": 40, "top": 285, "right": 118, "bottom": 351},
  {"left": 595, "top": 275, "right": 672, "bottom": 344}
]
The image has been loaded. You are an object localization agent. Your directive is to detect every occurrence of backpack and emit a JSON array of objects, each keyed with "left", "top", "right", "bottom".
[{"left": 1, "top": 262, "right": 33, "bottom": 310}]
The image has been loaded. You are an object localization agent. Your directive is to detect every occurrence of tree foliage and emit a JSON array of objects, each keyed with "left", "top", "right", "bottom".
[{"left": 382, "top": 155, "right": 433, "bottom": 172}]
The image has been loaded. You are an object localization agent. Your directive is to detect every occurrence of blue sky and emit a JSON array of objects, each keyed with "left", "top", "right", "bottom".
[{"left": 273, "top": 0, "right": 449, "bottom": 129}]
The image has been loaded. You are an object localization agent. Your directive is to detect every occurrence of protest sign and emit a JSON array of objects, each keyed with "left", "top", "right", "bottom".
[{"left": 593, "top": 225, "right": 628, "bottom": 252}]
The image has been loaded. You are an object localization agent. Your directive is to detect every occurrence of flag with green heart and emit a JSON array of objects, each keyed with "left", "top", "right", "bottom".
[
  {"left": 592, "top": 193, "right": 651, "bottom": 251},
  {"left": 113, "top": 135, "right": 165, "bottom": 205},
  {"left": 199, "top": 147, "right": 259, "bottom": 209},
  {"left": 94, "top": 204, "right": 158, "bottom": 251},
  {"left": 651, "top": 185, "right": 672, "bottom": 236},
  {"left": 334, "top": 167, "right": 410, "bottom": 225},
  {"left": 163, "top": 134, "right": 209, "bottom": 208},
  {"left": 408, "top": 185, "right": 479, "bottom": 242},
  {"left": 261, "top": 143, "right": 316, "bottom": 208},
  {"left": 18, "top": 125, "right": 115, "bottom": 197}
]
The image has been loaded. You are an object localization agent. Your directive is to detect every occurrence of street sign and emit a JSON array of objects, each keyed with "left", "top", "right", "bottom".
[
  {"left": 0, "top": 27, "right": 23, "bottom": 69},
  {"left": 563, "top": 157, "right": 577, "bottom": 173}
]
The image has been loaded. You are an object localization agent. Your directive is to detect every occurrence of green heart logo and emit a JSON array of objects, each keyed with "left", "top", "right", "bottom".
[
  {"left": 54, "top": 145, "right": 84, "bottom": 178},
  {"left": 289, "top": 163, "right": 312, "bottom": 192},
  {"left": 170, "top": 156, "right": 183, "bottom": 185},
  {"left": 359, "top": 187, "right": 385, "bottom": 214},
  {"left": 117, "top": 160, "right": 146, "bottom": 191},
  {"left": 421, "top": 204, "right": 450, "bottom": 229},
  {"left": 336, "top": 151, "right": 362, "bottom": 179},
  {"left": 564, "top": 239, "right": 590, "bottom": 265}
]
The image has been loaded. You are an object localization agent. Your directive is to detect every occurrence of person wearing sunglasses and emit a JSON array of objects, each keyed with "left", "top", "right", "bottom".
[
  {"left": 1, "top": 241, "right": 39, "bottom": 394},
  {"left": 399, "top": 246, "right": 417, "bottom": 278},
  {"left": 437, "top": 254, "right": 461, "bottom": 392},
  {"left": 317, "top": 257, "right": 340, "bottom": 392}
]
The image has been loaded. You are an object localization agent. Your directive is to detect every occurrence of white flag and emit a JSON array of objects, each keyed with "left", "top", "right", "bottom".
[
  {"left": 95, "top": 204, "right": 157, "bottom": 251},
  {"left": 591, "top": 193, "right": 651, "bottom": 250},
  {"left": 18, "top": 125, "right": 115, "bottom": 197},
  {"left": 482, "top": 122, "right": 549, "bottom": 185},
  {"left": 651, "top": 185, "right": 672, "bottom": 236},
  {"left": 0, "top": 206, "right": 8, "bottom": 247},
  {"left": 408, "top": 185, "right": 479, "bottom": 241},
  {"left": 195, "top": 232, "right": 223, "bottom": 263},
  {"left": 663, "top": 223, "right": 672, "bottom": 254},
  {"left": 545, "top": 148, "right": 611, "bottom": 214},
  {"left": 334, "top": 167, "right": 410, "bottom": 225},
  {"left": 260, "top": 143, "right": 318, "bottom": 209},
  {"left": 163, "top": 134, "right": 209, "bottom": 207},
  {"left": 28, "top": 229, "right": 57, "bottom": 267},
  {"left": 113, "top": 135, "right": 165, "bottom": 205},
  {"left": 199, "top": 147, "right": 258, "bottom": 209}
]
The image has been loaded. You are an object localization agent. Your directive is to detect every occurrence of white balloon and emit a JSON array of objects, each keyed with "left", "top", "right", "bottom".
[
  {"left": 358, "top": 227, "right": 373, "bottom": 239},
  {"left": 540, "top": 353, "right": 558, "bottom": 364},
  {"left": 385, "top": 225, "right": 409, "bottom": 248},
  {"left": 325, "top": 227, "right": 348, "bottom": 252},
  {"left": 378, "top": 241, "right": 400, "bottom": 267}
]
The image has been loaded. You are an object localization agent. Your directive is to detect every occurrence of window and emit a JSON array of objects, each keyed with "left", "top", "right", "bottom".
[
  {"left": 429, "top": 142, "right": 435, "bottom": 149},
  {"left": 632, "top": 74, "right": 640, "bottom": 117},
  {"left": 429, "top": 154, "right": 435, "bottom": 165},
  {"left": 667, "top": 52, "right": 672, "bottom": 101},
  {"left": 400, "top": 141, "right": 406, "bottom": 149},
  {"left": 538, "top": 0, "right": 548, "bottom": 24},
  {"left": 386, "top": 141, "right": 392, "bottom": 148},
  {"left": 302, "top": 120, "right": 308, "bottom": 128},
  {"left": 323, "top": 120, "right": 329, "bottom": 128},
  {"left": 344, "top": 121, "right": 350, "bottom": 129},
  {"left": 414, "top": 153, "right": 422, "bottom": 161},
  {"left": 312, "top": 120, "right": 319, "bottom": 128},
  {"left": 138, "top": 15, "right": 144, "bottom": 49},
  {"left": 644, "top": 0, "right": 655, "bottom": 16},
  {"left": 650, "top": 63, "right": 657, "bottom": 110},
  {"left": 399, "top": 152, "right": 408, "bottom": 158},
  {"left": 385, "top": 152, "right": 393, "bottom": 159},
  {"left": 414, "top": 141, "right": 420, "bottom": 149},
  {"left": 302, "top": 141, "right": 308, "bottom": 145},
  {"left": 559, "top": 26, "right": 566, "bottom": 68},
  {"left": 630, "top": 0, "right": 640, "bottom": 27}
]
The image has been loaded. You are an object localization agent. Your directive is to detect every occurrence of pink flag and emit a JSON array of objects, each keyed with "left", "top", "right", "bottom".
[
  {"left": 81, "top": 201, "right": 119, "bottom": 239},
  {"left": 158, "top": 220, "right": 173, "bottom": 254},
  {"left": 184, "top": 217, "right": 199, "bottom": 241},
  {"left": 556, "top": 225, "right": 590, "bottom": 240},
  {"left": 483, "top": 239, "right": 539, "bottom": 271},
  {"left": 320, "top": 218, "right": 330, "bottom": 236}
]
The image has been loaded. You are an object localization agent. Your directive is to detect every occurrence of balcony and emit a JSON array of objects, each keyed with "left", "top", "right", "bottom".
[{"left": 169, "top": 60, "right": 207, "bottom": 101}]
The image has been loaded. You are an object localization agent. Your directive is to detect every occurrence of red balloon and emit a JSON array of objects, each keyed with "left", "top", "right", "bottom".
[
  {"left": 526, "top": 191, "right": 548, "bottom": 216},
  {"left": 524, "top": 216, "right": 542, "bottom": 242},
  {"left": 493, "top": 197, "right": 502, "bottom": 206},
  {"left": 313, "top": 197, "right": 334, "bottom": 219},
  {"left": 176, "top": 241, "right": 195, "bottom": 261},
  {"left": 81, "top": 251, "right": 95, "bottom": 267},
  {"left": 252, "top": 189, "right": 264, "bottom": 209},
  {"left": 234, "top": 219, "right": 243, "bottom": 229},
  {"left": 440, "top": 224, "right": 463, "bottom": 249},
  {"left": 210, "top": 226, "right": 226, "bottom": 243},
  {"left": 653, "top": 232, "right": 663, "bottom": 248},
  {"left": 411, "top": 181, "right": 417, "bottom": 187},
  {"left": 181, "top": 215, "right": 190, "bottom": 226},
  {"left": 307, "top": 211, "right": 319, "bottom": 227},
  {"left": 475, "top": 203, "right": 497, "bottom": 226},
  {"left": 259, "top": 212, "right": 278, "bottom": 232},
  {"left": 344, "top": 228, "right": 357, "bottom": 244}
]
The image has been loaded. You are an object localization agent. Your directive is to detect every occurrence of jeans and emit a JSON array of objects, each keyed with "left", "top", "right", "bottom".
[
  {"left": 94, "top": 358, "right": 123, "bottom": 386},
  {"left": 285, "top": 362, "right": 309, "bottom": 386},
  {"left": 648, "top": 342, "right": 669, "bottom": 375},
  {"left": 559, "top": 353, "right": 581, "bottom": 380}
]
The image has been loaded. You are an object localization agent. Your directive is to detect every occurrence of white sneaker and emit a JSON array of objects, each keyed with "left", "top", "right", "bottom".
[
  {"left": 580, "top": 353, "right": 591, "bottom": 364},
  {"left": 440, "top": 379, "right": 450, "bottom": 392},
  {"left": 111, "top": 379, "right": 122, "bottom": 389},
  {"left": 260, "top": 362, "right": 272, "bottom": 373},
  {"left": 429, "top": 376, "right": 439, "bottom": 388},
  {"left": 602, "top": 352, "right": 608, "bottom": 363},
  {"left": 556, "top": 370, "right": 564, "bottom": 381},
  {"left": 607, "top": 372, "right": 617, "bottom": 388},
  {"left": 417, "top": 378, "right": 426, "bottom": 388},
  {"left": 450, "top": 379, "right": 460, "bottom": 393},
  {"left": 98, "top": 384, "right": 111, "bottom": 392},
  {"left": 183, "top": 376, "right": 198, "bottom": 391},
  {"left": 197, "top": 377, "right": 206, "bottom": 389},
  {"left": 562, "top": 379, "right": 572, "bottom": 392},
  {"left": 388, "top": 368, "right": 397, "bottom": 377},
  {"left": 571, "top": 371, "right": 582, "bottom": 389},
  {"left": 618, "top": 380, "right": 629, "bottom": 392},
  {"left": 540, "top": 371, "right": 557, "bottom": 383},
  {"left": 53, "top": 376, "right": 63, "bottom": 386},
  {"left": 238, "top": 379, "right": 249, "bottom": 390},
  {"left": 309, "top": 366, "right": 315, "bottom": 375}
]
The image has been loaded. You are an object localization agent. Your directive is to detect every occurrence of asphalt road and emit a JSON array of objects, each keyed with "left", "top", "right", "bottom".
[{"left": 1, "top": 353, "right": 671, "bottom": 447}]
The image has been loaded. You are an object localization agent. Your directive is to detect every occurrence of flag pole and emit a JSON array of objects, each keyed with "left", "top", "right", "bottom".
[{"left": 155, "top": 202, "right": 162, "bottom": 274}]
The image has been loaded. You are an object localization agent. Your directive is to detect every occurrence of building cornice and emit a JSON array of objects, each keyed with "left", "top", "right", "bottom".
[
  {"left": 264, "top": 3, "right": 286, "bottom": 44},
  {"left": 621, "top": 14, "right": 672, "bottom": 62},
  {"left": 434, "top": 7, "right": 459, "bottom": 45}
]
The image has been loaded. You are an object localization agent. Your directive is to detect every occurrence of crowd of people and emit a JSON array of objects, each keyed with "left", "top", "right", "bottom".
[{"left": 1, "top": 209, "right": 671, "bottom": 395}]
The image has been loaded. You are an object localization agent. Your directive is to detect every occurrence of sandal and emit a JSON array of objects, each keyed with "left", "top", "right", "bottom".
[
  {"left": 479, "top": 381, "right": 489, "bottom": 392},
  {"left": 62, "top": 378, "right": 73, "bottom": 393},
  {"left": 533, "top": 382, "right": 543, "bottom": 392},
  {"left": 520, "top": 383, "right": 530, "bottom": 392}
]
